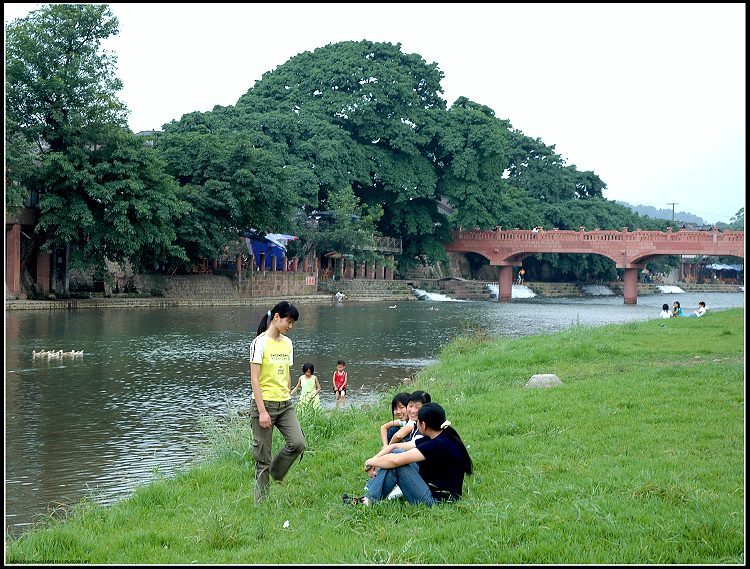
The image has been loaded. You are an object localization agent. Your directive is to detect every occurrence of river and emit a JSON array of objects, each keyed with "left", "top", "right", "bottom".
[{"left": 4, "top": 291, "right": 744, "bottom": 534}]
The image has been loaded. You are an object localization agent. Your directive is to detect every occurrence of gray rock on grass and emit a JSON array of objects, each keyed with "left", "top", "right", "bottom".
[{"left": 525, "top": 373, "right": 563, "bottom": 388}]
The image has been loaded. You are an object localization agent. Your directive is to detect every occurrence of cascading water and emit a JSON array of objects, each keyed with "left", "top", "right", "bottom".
[
  {"left": 581, "top": 284, "right": 615, "bottom": 296},
  {"left": 485, "top": 283, "right": 537, "bottom": 299},
  {"left": 656, "top": 285, "right": 686, "bottom": 294},
  {"left": 412, "top": 288, "right": 468, "bottom": 301}
]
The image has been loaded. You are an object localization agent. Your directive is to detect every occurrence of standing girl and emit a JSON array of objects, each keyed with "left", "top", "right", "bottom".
[
  {"left": 290, "top": 362, "right": 322, "bottom": 411},
  {"left": 332, "top": 360, "right": 348, "bottom": 408},
  {"left": 248, "top": 301, "right": 305, "bottom": 503}
]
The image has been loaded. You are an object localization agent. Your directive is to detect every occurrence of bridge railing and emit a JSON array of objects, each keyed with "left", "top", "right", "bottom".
[{"left": 451, "top": 228, "right": 744, "bottom": 244}]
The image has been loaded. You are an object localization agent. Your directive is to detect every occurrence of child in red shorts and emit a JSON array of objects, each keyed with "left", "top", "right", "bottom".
[{"left": 333, "top": 360, "right": 348, "bottom": 409}]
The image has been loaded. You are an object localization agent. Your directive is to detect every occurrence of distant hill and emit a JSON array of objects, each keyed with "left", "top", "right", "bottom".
[{"left": 616, "top": 202, "right": 705, "bottom": 225}]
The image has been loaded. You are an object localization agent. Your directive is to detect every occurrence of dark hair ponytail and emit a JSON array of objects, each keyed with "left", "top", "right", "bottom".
[
  {"left": 418, "top": 403, "right": 473, "bottom": 475},
  {"left": 256, "top": 300, "right": 300, "bottom": 336},
  {"left": 408, "top": 390, "right": 431, "bottom": 405}
]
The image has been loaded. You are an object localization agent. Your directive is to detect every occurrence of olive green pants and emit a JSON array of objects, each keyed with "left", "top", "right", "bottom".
[{"left": 249, "top": 399, "right": 305, "bottom": 502}]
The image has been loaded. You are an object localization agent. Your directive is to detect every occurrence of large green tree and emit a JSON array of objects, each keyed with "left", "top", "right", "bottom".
[
  {"left": 6, "top": 4, "right": 187, "bottom": 292},
  {"left": 158, "top": 41, "right": 497, "bottom": 268},
  {"left": 158, "top": 39, "right": 663, "bottom": 279}
]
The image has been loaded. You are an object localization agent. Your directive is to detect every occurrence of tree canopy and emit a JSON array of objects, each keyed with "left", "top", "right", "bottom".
[
  {"left": 5, "top": 4, "right": 187, "bottom": 289},
  {"left": 156, "top": 39, "right": 656, "bottom": 278}
]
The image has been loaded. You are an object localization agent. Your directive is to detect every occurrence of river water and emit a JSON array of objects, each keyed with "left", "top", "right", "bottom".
[{"left": 4, "top": 291, "right": 744, "bottom": 534}]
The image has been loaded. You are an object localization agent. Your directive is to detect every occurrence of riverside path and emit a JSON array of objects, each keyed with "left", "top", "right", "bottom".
[{"left": 445, "top": 227, "right": 744, "bottom": 304}]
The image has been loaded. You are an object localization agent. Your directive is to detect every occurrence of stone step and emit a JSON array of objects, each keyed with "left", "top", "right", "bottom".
[{"left": 318, "top": 278, "right": 416, "bottom": 300}]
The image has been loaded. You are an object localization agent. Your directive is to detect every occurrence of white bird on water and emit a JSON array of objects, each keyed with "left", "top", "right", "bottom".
[
  {"left": 33, "top": 349, "right": 83, "bottom": 359},
  {"left": 388, "top": 305, "right": 397, "bottom": 309}
]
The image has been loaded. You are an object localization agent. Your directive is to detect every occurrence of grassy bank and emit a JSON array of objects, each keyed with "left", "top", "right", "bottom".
[{"left": 5, "top": 309, "right": 744, "bottom": 564}]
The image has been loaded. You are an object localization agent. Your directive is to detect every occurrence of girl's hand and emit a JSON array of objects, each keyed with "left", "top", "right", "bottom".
[
  {"left": 259, "top": 411, "right": 272, "bottom": 429},
  {"left": 364, "top": 462, "right": 380, "bottom": 478}
]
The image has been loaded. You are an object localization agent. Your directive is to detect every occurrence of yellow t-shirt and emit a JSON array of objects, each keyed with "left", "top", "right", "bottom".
[{"left": 249, "top": 332, "right": 294, "bottom": 402}]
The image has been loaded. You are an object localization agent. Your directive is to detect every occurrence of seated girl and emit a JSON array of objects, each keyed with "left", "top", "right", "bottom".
[
  {"left": 379, "top": 392, "right": 411, "bottom": 445},
  {"left": 388, "top": 390, "right": 431, "bottom": 444}
]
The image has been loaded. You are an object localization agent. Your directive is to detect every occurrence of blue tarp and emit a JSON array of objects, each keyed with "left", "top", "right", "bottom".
[
  {"left": 239, "top": 229, "right": 297, "bottom": 270},
  {"left": 245, "top": 237, "right": 285, "bottom": 270}
]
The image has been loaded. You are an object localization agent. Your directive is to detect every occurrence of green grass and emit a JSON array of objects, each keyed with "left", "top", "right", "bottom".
[{"left": 5, "top": 309, "right": 744, "bottom": 564}]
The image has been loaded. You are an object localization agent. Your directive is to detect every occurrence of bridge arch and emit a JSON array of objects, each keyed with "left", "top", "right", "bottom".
[{"left": 445, "top": 228, "right": 744, "bottom": 303}]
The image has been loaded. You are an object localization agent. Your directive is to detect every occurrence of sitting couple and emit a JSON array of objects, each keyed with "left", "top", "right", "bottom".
[{"left": 344, "top": 401, "right": 472, "bottom": 506}]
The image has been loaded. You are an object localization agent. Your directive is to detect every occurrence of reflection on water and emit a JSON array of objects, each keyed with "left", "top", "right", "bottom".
[{"left": 4, "top": 292, "right": 744, "bottom": 534}]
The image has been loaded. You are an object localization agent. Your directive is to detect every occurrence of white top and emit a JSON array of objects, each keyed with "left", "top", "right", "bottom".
[
  {"left": 659, "top": 310, "right": 672, "bottom": 319},
  {"left": 695, "top": 306, "right": 707, "bottom": 317}
]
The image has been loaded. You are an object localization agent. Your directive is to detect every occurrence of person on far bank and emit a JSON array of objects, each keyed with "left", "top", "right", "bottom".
[
  {"left": 659, "top": 303, "right": 672, "bottom": 319},
  {"left": 344, "top": 402, "right": 473, "bottom": 506},
  {"left": 333, "top": 360, "right": 348, "bottom": 408},
  {"left": 671, "top": 301, "right": 684, "bottom": 317},
  {"left": 248, "top": 301, "right": 305, "bottom": 503},
  {"left": 693, "top": 301, "right": 707, "bottom": 317},
  {"left": 334, "top": 291, "right": 347, "bottom": 302},
  {"left": 516, "top": 268, "right": 525, "bottom": 285}
]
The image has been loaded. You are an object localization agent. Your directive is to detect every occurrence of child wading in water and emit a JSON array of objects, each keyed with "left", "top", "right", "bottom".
[
  {"left": 333, "top": 360, "right": 348, "bottom": 408},
  {"left": 248, "top": 301, "right": 305, "bottom": 503},
  {"left": 291, "top": 362, "right": 322, "bottom": 411}
]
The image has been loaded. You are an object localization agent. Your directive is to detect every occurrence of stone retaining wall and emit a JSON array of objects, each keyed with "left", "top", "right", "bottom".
[{"left": 133, "top": 272, "right": 318, "bottom": 299}]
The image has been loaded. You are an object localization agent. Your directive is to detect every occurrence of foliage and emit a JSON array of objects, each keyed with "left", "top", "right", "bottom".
[
  {"left": 291, "top": 185, "right": 383, "bottom": 262},
  {"left": 5, "top": 4, "right": 127, "bottom": 148},
  {"left": 4, "top": 128, "right": 35, "bottom": 217},
  {"left": 5, "top": 4, "right": 186, "bottom": 284},
  {"left": 430, "top": 98, "right": 512, "bottom": 228},
  {"left": 728, "top": 207, "right": 744, "bottom": 230},
  {"left": 34, "top": 129, "right": 189, "bottom": 273},
  {"left": 506, "top": 130, "right": 605, "bottom": 203}
]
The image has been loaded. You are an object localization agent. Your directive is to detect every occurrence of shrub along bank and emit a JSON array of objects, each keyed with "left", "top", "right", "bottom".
[{"left": 5, "top": 309, "right": 744, "bottom": 564}]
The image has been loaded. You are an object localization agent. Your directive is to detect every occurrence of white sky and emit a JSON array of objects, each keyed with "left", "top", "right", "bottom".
[{"left": 4, "top": 3, "right": 746, "bottom": 223}]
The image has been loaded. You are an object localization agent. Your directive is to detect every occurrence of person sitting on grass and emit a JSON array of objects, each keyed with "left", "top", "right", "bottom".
[
  {"left": 379, "top": 392, "right": 411, "bottom": 445},
  {"left": 672, "top": 301, "right": 684, "bottom": 317},
  {"left": 388, "top": 390, "right": 431, "bottom": 444},
  {"left": 659, "top": 303, "right": 672, "bottom": 319},
  {"left": 693, "top": 301, "right": 707, "bottom": 317},
  {"left": 343, "top": 402, "right": 472, "bottom": 506}
]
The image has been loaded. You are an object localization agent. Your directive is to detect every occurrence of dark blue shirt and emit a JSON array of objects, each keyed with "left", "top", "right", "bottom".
[{"left": 415, "top": 433, "right": 466, "bottom": 500}]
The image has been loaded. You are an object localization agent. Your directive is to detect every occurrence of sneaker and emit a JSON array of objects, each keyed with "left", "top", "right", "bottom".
[{"left": 387, "top": 486, "right": 403, "bottom": 500}]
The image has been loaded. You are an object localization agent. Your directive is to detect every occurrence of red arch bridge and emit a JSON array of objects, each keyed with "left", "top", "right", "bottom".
[{"left": 445, "top": 227, "right": 744, "bottom": 304}]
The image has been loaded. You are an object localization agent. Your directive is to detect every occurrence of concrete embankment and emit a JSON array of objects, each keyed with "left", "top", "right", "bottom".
[
  {"left": 4, "top": 295, "right": 337, "bottom": 310},
  {"left": 5, "top": 279, "right": 741, "bottom": 310}
]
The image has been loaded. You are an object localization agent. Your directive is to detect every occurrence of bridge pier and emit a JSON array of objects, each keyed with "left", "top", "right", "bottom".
[
  {"left": 623, "top": 268, "right": 638, "bottom": 304},
  {"left": 498, "top": 266, "right": 513, "bottom": 302}
]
